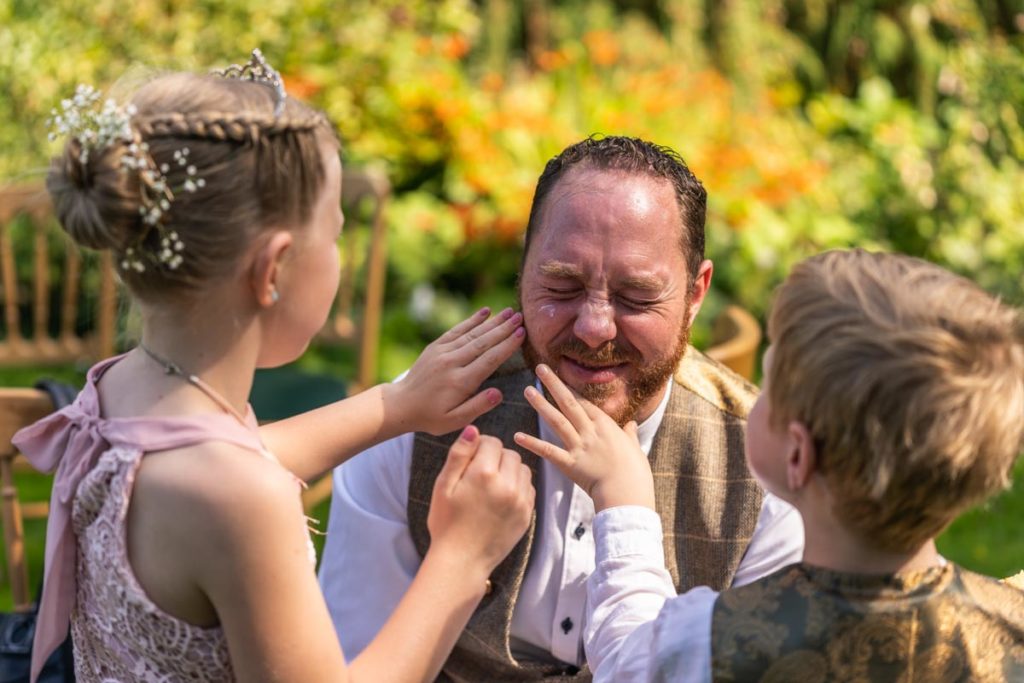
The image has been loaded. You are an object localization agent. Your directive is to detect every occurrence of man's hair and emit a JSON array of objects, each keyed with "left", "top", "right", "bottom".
[
  {"left": 767, "top": 249, "right": 1024, "bottom": 552},
  {"left": 522, "top": 135, "right": 707, "bottom": 279}
]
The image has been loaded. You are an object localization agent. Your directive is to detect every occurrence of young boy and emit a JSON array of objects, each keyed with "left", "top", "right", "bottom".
[{"left": 514, "top": 249, "right": 1024, "bottom": 682}]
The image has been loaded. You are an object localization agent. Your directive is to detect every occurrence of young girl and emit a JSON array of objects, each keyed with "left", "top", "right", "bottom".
[{"left": 17, "top": 51, "right": 535, "bottom": 683}]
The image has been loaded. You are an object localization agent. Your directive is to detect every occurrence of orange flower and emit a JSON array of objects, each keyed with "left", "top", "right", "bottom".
[
  {"left": 480, "top": 71, "right": 504, "bottom": 93},
  {"left": 441, "top": 33, "right": 471, "bottom": 60},
  {"left": 584, "top": 30, "right": 619, "bottom": 67},
  {"left": 282, "top": 73, "right": 321, "bottom": 100}
]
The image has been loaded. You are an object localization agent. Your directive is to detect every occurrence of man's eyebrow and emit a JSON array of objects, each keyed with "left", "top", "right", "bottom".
[
  {"left": 538, "top": 262, "right": 584, "bottom": 280},
  {"left": 618, "top": 274, "right": 664, "bottom": 291}
]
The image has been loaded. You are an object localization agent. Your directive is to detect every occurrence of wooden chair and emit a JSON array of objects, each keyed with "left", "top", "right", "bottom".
[
  {"left": 0, "top": 183, "right": 118, "bottom": 367},
  {"left": 0, "top": 388, "right": 57, "bottom": 611},
  {"left": 321, "top": 166, "right": 390, "bottom": 394},
  {"left": 705, "top": 304, "right": 762, "bottom": 381}
]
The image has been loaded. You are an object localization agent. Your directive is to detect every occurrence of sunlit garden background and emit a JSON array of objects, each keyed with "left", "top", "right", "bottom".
[{"left": 2, "top": 0, "right": 1022, "bottom": 607}]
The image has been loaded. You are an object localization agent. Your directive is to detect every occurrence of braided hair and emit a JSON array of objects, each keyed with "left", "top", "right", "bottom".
[{"left": 47, "top": 72, "right": 339, "bottom": 300}]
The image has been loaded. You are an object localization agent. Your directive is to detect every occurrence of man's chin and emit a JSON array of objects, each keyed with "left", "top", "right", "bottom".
[{"left": 576, "top": 384, "right": 633, "bottom": 426}]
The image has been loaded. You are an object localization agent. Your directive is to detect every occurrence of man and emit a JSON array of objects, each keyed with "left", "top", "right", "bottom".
[{"left": 318, "top": 136, "right": 803, "bottom": 681}]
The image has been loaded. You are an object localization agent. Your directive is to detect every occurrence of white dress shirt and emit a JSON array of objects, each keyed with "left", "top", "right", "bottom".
[{"left": 317, "top": 380, "right": 804, "bottom": 667}]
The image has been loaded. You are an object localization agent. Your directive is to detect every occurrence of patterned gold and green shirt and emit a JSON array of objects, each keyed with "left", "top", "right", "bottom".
[{"left": 586, "top": 507, "right": 1024, "bottom": 683}]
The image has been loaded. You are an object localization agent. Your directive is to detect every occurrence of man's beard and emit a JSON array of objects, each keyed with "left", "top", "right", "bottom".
[{"left": 521, "top": 313, "right": 692, "bottom": 426}]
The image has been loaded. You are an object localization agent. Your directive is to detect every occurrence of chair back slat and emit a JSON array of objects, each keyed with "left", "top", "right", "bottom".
[
  {"left": 59, "top": 248, "right": 83, "bottom": 357},
  {"left": 1, "top": 221, "right": 22, "bottom": 352},
  {"left": 317, "top": 167, "right": 390, "bottom": 394},
  {"left": 0, "top": 387, "right": 56, "bottom": 612},
  {"left": 0, "top": 183, "right": 119, "bottom": 366}
]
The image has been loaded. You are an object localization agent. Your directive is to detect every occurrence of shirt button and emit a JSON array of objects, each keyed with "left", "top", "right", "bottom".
[
  {"left": 573, "top": 523, "right": 585, "bottom": 540},
  {"left": 560, "top": 617, "right": 574, "bottom": 634}
]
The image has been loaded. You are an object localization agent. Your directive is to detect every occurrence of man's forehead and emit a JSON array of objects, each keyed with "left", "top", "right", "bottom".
[{"left": 544, "top": 167, "right": 671, "bottom": 208}]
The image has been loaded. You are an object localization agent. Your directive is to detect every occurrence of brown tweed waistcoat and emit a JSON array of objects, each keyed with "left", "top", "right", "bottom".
[{"left": 408, "top": 348, "right": 764, "bottom": 682}]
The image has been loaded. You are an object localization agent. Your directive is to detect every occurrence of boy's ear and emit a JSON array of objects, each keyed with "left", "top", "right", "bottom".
[
  {"left": 785, "top": 420, "right": 817, "bottom": 492},
  {"left": 250, "top": 230, "right": 293, "bottom": 307}
]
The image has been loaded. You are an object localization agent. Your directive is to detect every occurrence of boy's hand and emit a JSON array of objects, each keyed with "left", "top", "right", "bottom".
[
  {"left": 427, "top": 426, "right": 535, "bottom": 574},
  {"left": 513, "top": 364, "right": 656, "bottom": 512},
  {"left": 389, "top": 307, "right": 525, "bottom": 435}
]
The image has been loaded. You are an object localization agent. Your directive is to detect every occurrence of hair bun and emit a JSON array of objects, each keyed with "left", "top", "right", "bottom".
[{"left": 47, "top": 139, "right": 137, "bottom": 252}]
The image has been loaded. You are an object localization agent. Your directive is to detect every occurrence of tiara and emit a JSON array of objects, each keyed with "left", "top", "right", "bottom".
[{"left": 213, "top": 48, "right": 288, "bottom": 117}]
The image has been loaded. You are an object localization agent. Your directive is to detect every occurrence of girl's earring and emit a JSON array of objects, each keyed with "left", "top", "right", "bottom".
[{"left": 270, "top": 288, "right": 280, "bottom": 304}]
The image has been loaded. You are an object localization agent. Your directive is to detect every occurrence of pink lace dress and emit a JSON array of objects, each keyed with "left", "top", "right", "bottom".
[{"left": 14, "top": 355, "right": 315, "bottom": 682}]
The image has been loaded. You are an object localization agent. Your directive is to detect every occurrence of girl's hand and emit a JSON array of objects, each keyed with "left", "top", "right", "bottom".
[
  {"left": 389, "top": 307, "right": 525, "bottom": 436},
  {"left": 427, "top": 426, "right": 535, "bottom": 574},
  {"left": 513, "top": 364, "right": 656, "bottom": 512}
]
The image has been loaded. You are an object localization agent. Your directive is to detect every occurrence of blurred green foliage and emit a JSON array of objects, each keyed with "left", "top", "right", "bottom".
[{"left": 1, "top": 0, "right": 1023, "bottom": 594}]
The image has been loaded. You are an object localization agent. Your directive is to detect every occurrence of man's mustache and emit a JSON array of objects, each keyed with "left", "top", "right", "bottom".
[{"left": 549, "top": 337, "right": 640, "bottom": 367}]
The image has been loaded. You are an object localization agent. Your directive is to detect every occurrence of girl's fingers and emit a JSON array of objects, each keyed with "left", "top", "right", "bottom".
[
  {"left": 523, "top": 385, "right": 579, "bottom": 447},
  {"left": 465, "top": 434, "right": 504, "bottom": 476},
  {"left": 446, "top": 308, "right": 517, "bottom": 351},
  {"left": 513, "top": 431, "right": 574, "bottom": 472},
  {"left": 434, "top": 307, "right": 493, "bottom": 345},
  {"left": 445, "top": 388, "right": 504, "bottom": 430},
  {"left": 458, "top": 324, "right": 526, "bottom": 386},
  {"left": 498, "top": 448, "right": 523, "bottom": 480},
  {"left": 534, "top": 364, "right": 589, "bottom": 429},
  {"left": 447, "top": 311, "right": 522, "bottom": 363},
  {"left": 436, "top": 425, "right": 481, "bottom": 491}
]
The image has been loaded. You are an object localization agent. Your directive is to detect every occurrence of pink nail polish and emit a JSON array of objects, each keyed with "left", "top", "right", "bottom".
[
  {"left": 460, "top": 425, "right": 478, "bottom": 442},
  {"left": 515, "top": 326, "right": 526, "bottom": 337}
]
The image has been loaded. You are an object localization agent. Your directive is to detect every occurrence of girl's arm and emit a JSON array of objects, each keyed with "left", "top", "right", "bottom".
[
  {"left": 261, "top": 307, "right": 524, "bottom": 482},
  {"left": 193, "top": 426, "right": 532, "bottom": 683}
]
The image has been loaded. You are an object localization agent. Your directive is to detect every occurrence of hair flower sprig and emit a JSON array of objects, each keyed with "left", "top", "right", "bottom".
[
  {"left": 48, "top": 84, "right": 205, "bottom": 273},
  {"left": 48, "top": 85, "right": 136, "bottom": 167}
]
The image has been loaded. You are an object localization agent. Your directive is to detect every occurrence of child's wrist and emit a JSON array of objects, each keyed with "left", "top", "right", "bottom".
[
  {"left": 424, "top": 540, "right": 494, "bottom": 588},
  {"left": 380, "top": 381, "right": 419, "bottom": 435},
  {"left": 591, "top": 480, "right": 656, "bottom": 513}
]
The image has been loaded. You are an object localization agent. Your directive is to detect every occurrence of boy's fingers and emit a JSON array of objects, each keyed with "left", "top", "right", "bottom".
[
  {"left": 534, "top": 364, "right": 589, "bottom": 428},
  {"left": 523, "top": 386, "right": 579, "bottom": 446},
  {"left": 437, "top": 425, "right": 480, "bottom": 490},
  {"left": 434, "top": 307, "right": 492, "bottom": 345},
  {"left": 513, "top": 431, "right": 573, "bottom": 472}
]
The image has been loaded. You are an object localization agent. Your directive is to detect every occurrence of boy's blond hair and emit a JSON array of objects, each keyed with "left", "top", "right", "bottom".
[{"left": 767, "top": 249, "right": 1024, "bottom": 552}]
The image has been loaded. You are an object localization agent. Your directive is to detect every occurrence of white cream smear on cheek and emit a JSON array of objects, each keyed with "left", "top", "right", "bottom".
[{"left": 539, "top": 304, "right": 558, "bottom": 318}]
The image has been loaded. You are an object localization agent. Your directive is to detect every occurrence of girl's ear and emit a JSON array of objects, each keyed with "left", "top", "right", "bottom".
[
  {"left": 786, "top": 420, "right": 817, "bottom": 492},
  {"left": 250, "top": 230, "right": 293, "bottom": 308}
]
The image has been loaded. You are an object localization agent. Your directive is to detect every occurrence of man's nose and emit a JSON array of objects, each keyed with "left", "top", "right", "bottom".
[{"left": 573, "top": 298, "right": 617, "bottom": 348}]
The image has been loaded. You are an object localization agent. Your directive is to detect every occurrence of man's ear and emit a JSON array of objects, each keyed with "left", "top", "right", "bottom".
[
  {"left": 687, "top": 259, "right": 713, "bottom": 327},
  {"left": 786, "top": 420, "right": 817, "bottom": 492},
  {"left": 250, "top": 230, "right": 293, "bottom": 308}
]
